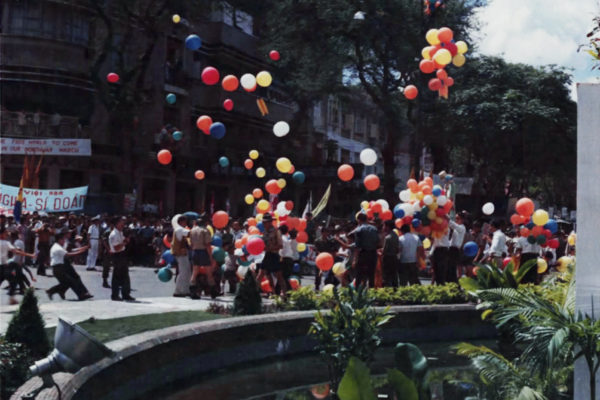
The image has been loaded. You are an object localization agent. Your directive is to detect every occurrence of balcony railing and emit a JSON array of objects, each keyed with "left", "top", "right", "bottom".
[{"left": 0, "top": 111, "right": 89, "bottom": 139}]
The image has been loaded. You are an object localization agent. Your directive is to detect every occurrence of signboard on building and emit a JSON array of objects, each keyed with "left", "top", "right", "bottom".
[
  {"left": 0, "top": 138, "right": 91, "bottom": 156},
  {"left": 0, "top": 184, "right": 88, "bottom": 213}
]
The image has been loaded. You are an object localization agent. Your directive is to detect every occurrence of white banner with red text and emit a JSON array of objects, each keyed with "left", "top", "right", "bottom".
[
  {"left": 0, "top": 138, "right": 91, "bottom": 156},
  {"left": 0, "top": 184, "right": 88, "bottom": 213}
]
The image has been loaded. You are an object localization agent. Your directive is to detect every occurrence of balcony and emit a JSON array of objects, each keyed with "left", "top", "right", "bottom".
[{"left": 0, "top": 111, "right": 90, "bottom": 139}]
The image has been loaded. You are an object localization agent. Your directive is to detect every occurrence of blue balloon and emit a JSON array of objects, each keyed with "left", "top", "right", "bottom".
[
  {"left": 412, "top": 218, "right": 421, "bottom": 228},
  {"left": 544, "top": 219, "right": 558, "bottom": 234},
  {"left": 432, "top": 187, "right": 442, "bottom": 196},
  {"left": 172, "top": 130, "right": 182, "bottom": 141},
  {"left": 219, "top": 156, "right": 229, "bottom": 167},
  {"left": 211, "top": 235, "right": 223, "bottom": 247},
  {"left": 183, "top": 211, "right": 199, "bottom": 220},
  {"left": 257, "top": 221, "right": 265, "bottom": 233},
  {"left": 418, "top": 234, "right": 426, "bottom": 241},
  {"left": 526, "top": 221, "right": 534, "bottom": 229},
  {"left": 212, "top": 247, "right": 226, "bottom": 264},
  {"left": 293, "top": 263, "right": 301, "bottom": 273},
  {"left": 161, "top": 250, "right": 175, "bottom": 264},
  {"left": 292, "top": 171, "right": 305, "bottom": 184},
  {"left": 166, "top": 93, "right": 176, "bottom": 104},
  {"left": 393, "top": 204, "right": 405, "bottom": 219},
  {"left": 210, "top": 122, "right": 226, "bottom": 139},
  {"left": 185, "top": 34, "right": 202, "bottom": 51},
  {"left": 463, "top": 241, "right": 478, "bottom": 257},
  {"left": 158, "top": 266, "right": 173, "bottom": 282}
]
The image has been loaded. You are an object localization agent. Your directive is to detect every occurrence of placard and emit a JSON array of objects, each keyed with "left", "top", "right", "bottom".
[
  {"left": 0, "top": 138, "right": 91, "bottom": 156},
  {"left": 0, "top": 184, "right": 88, "bottom": 212}
]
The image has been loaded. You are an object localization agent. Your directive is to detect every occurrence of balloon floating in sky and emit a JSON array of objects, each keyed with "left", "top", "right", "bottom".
[
  {"left": 273, "top": 121, "right": 290, "bottom": 137},
  {"left": 223, "top": 99, "right": 234, "bottom": 111},
  {"left": 482, "top": 202, "right": 494, "bottom": 215},
  {"left": 240, "top": 74, "right": 256, "bottom": 91},
  {"left": 256, "top": 167, "right": 266, "bottom": 178},
  {"left": 210, "top": 122, "right": 226, "bottom": 139},
  {"left": 404, "top": 85, "right": 418, "bottom": 100},
  {"left": 196, "top": 115, "right": 212, "bottom": 134},
  {"left": 185, "top": 34, "right": 202, "bottom": 51},
  {"left": 292, "top": 171, "right": 305, "bottom": 184},
  {"left": 360, "top": 148, "right": 377, "bottom": 166},
  {"left": 166, "top": 93, "right": 176, "bottom": 104},
  {"left": 249, "top": 149, "right": 259, "bottom": 160},
  {"left": 256, "top": 71, "right": 272, "bottom": 87},
  {"left": 172, "top": 14, "right": 181, "bottom": 24},
  {"left": 201, "top": 66, "right": 220, "bottom": 85},
  {"left": 194, "top": 170, "right": 205, "bottom": 180},
  {"left": 337, "top": 164, "right": 354, "bottom": 181},
  {"left": 269, "top": 50, "right": 280, "bottom": 61},
  {"left": 157, "top": 149, "right": 172, "bottom": 165},
  {"left": 222, "top": 75, "right": 239, "bottom": 92},
  {"left": 106, "top": 72, "right": 119, "bottom": 83},
  {"left": 172, "top": 130, "right": 182, "bottom": 141},
  {"left": 219, "top": 156, "right": 229, "bottom": 168},
  {"left": 276, "top": 157, "right": 292, "bottom": 173}
]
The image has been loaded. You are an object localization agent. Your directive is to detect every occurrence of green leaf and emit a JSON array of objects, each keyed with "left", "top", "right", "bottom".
[
  {"left": 394, "top": 342, "right": 428, "bottom": 381},
  {"left": 387, "top": 369, "right": 419, "bottom": 400},
  {"left": 337, "top": 357, "right": 377, "bottom": 400},
  {"left": 459, "top": 276, "right": 481, "bottom": 292},
  {"left": 515, "top": 259, "right": 537, "bottom": 283},
  {"left": 481, "top": 309, "right": 493, "bottom": 320}
]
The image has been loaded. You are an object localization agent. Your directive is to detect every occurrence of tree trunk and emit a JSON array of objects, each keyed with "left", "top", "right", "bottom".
[{"left": 382, "top": 121, "right": 398, "bottom": 205}]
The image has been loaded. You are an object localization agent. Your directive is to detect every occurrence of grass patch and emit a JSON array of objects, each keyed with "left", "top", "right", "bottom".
[{"left": 45, "top": 311, "right": 226, "bottom": 344}]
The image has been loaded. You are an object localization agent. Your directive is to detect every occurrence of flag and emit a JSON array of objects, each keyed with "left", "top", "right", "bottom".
[
  {"left": 13, "top": 178, "right": 23, "bottom": 223},
  {"left": 312, "top": 184, "right": 331, "bottom": 218},
  {"left": 302, "top": 191, "right": 312, "bottom": 218}
]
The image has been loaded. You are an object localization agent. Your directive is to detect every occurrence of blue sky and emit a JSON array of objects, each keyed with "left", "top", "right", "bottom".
[{"left": 473, "top": 0, "right": 599, "bottom": 99}]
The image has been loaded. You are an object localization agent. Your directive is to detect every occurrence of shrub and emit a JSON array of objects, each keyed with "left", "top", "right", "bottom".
[
  {"left": 5, "top": 288, "right": 50, "bottom": 358},
  {"left": 233, "top": 271, "right": 262, "bottom": 315},
  {"left": 0, "top": 338, "right": 33, "bottom": 399}
]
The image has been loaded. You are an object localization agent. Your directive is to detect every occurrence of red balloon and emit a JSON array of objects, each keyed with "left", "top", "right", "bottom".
[
  {"left": 201, "top": 66, "right": 220, "bottom": 85},
  {"left": 364, "top": 174, "right": 380, "bottom": 191},
  {"left": 531, "top": 226, "right": 544, "bottom": 237},
  {"left": 437, "top": 27, "right": 454, "bottom": 42},
  {"left": 252, "top": 188, "right": 263, "bottom": 198},
  {"left": 196, "top": 115, "right": 212, "bottom": 134},
  {"left": 380, "top": 210, "right": 393, "bottom": 221},
  {"left": 520, "top": 227, "right": 530, "bottom": 237},
  {"left": 404, "top": 85, "right": 418, "bottom": 100},
  {"left": 163, "top": 234, "right": 171, "bottom": 249},
  {"left": 337, "top": 164, "right": 354, "bottom": 181},
  {"left": 510, "top": 214, "right": 523, "bottom": 226},
  {"left": 428, "top": 78, "right": 442, "bottom": 91},
  {"left": 402, "top": 216, "right": 413, "bottom": 225},
  {"left": 515, "top": 198, "right": 535, "bottom": 217},
  {"left": 265, "top": 179, "right": 281, "bottom": 195},
  {"left": 446, "top": 77, "right": 454, "bottom": 87},
  {"left": 269, "top": 50, "right": 280, "bottom": 61},
  {"left": 223, "top": 98, "right": 234, "bottom": 111},
  {"left": 371, "top": 203, "right": 382, "bottom": 214},
  {"left": 502, "top": 257, "right": 512, "bottom": 269},
  {"left": 194, "top": 170, "right": 205, "bottom": 180},
  {"left": 419, "top": 59, "right": 435, "bottom": 74},
  {"left": 260, "top": 279, "right": 273, "bottom": 293},
  {"left": 107, "top": 72, "right": 119, "bottom": 83},
  {"left": 157, "top": 149, "right": 172, "bottom": 165},
  {"left": 395, "top": 218, "right": 403, "bottom": 228},
  {"left": 212, "top": 211, "right": 229, "bottom": 229},
  {"left": 547, "top": 238, "right": 559, "bottom": 249},
  {"left": 285, "top": 201, "right": 294, "bottom": 211},
  {"left": 289, "top": 278, "right": 299, "bottom": 290},
  {"left": 316, "top": 252, "right": 334, "bottom": 271},
  {"left": 221, "top": 75, "right": 239, "bottom": 92},
  {"left": 445, "top": 42, "right": 458, "bottom": 56},
  {"left": 298, "top": 218, "right": 307, "bottom": 231},
  {"left": 436, "top": 69, "right": 448, "bottom": 80},
  {"left": 544, "top": 229, "right": 552, "bottom": 239},
  {"left": 296, "top": 231, "right": 308, "bottom": 243},
  {"left": 247, "top": 237, "right": 265, "bottom": 255},
  {"left": 244, "top": 159, "right": 254, "bottom": 169}
]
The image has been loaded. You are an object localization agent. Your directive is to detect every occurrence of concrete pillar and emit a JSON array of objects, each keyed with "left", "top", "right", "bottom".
[{"left": 575, "top": 83, "right": 600, "bottom": 400}]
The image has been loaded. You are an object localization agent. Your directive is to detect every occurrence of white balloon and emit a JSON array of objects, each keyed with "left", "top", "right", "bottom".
[
  {"left": 401, "top": 203, "right": 414, "bottom": 217},
  {"left": 423, "top": 195, "right": 434, "bottom": 205},
  {"left": 437, "top": 195, "right": 448, "bottom": 206},
  {"left": 399, "top": 190, "right": 411, "bottom": 203},
  {"left": 412, "top": 202, "right": 422, "bottom": 213},
  {"left": 273, "top": 121, "right": 290, "bottom": 137},
  {"left": 359, "top": 148, "right": 377, "bottom": 166},
  {"left": 236, "top": 266, "right": 249, "bottom": 280},
  {"left": 482, "top": 202, "right": 495, "bottom": 215},
  {"left": 240, "top": 73, "right": 256, "bottom": 90},
  {"left": 376, "top": 199, "right": 389, "bottom": 211}
]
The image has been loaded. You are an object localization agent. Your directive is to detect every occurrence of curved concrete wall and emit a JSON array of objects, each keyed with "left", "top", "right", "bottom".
[{"left": 13, "top": 304, "right": 495, "bottom": 400}]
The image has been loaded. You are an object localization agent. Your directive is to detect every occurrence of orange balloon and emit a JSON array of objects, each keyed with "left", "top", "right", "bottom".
[
  {"left": 157, "top": 149, "right": 172, "bottom": 165},
  {"left": 252, "top": 188, "right": 263, "bottom": 199},
  {"left": 298, "top": 218, "right": 307, "bottom": 231},
  {"left": 196, "top": 115, "right": 212, "bottom": 134},
  {"left": 395, "top": 218, "right": 404, "bottom": 229},
  {"left": 436, "top": 69, "right": 448, "bottom": 80},
  {"left": 437, "top": 27, "right": 453, "bottom": 43},
  {"left": 296, "top": 231, "right": 308, "bottom": 243},
  {"left": 316, "top": 252, "right": 334, "bottom": 271},
  {"left": 248, "top": 226, "right": 260, "bottom": 235},
  {"left": 510, "top": 214, "right": 523, "bottom": 226},
  {"left": 422, "top": 185, "right": 432, "bottom": 195},
  {"left": 424, "top": 177, "right": 433, "bottom": 186},
  {"left": 337, "top": 164, "right": 354, "bottom": 181},
  {"left": 407, "top": 179, "right": 418, "bottom": 190},
  {"left": 380, "top": 210, "right": 392, "bottom": 221},
  {"left": 247, "top": 218, "right": 257, "bottom": 227},
  {"left": 443, "top": 200, "right": 453, "bottom": 213},
  {"left": 235, "top": 239, "right": 243, "bottom": 249},
  {"left": 364, "top": 174, "right": 380, "bottom": 191},
  {"left": 194, "top": 170, "right": 205, "bottom": 180},
  {"left": 419, "top": 59, "right": 435, "bottom": 74},
  {"left": 404, "top": 84, "right": 418, "bottom": 100},
  {"left": 221, "top": 75, "right": 239, "bottom": 92},
  {"left": 265, "top": 179, "right": 281, "bottom": 195},
  {"left": 520, "top": 227, "right": 530, "bottom": 237},
  {"left": 241, "top": 234, "right": 249, "bottom": 245},
  {"left": 287, "top": 217, "right": 298, "bottom": 230},
  {"left": 244, "top": 159, "right": 254, "bottom": 170},
  {"left": 260, "top": 279, "right": 273, "bottom": 293},
  {"left": 515, "top": 198, "right": 535, "bottom": 217},
  {"left": 212, "top": 211, "right": 229, "bottom": 229}
]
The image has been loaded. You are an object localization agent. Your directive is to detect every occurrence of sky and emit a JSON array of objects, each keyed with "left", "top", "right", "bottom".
[{"left": 473, "top": 0, "right": 600, "bottom": 100}]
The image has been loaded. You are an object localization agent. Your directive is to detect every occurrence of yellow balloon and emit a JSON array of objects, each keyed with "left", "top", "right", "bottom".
[
  {"left": 427, "top": 210, "right": 436, "bottom": 220},
  {"left": 332, "top": 262, "right": 346, "bottom": 276},
  {"left": 361, "top": 201, "right": 369, "bottom": 210},
  {"left": 297, "top": 242, "right": 306, "bottom": 252},
  {"left": 428, "top": 202, "right": 438, "bottom": 211},
  {"left": 567, "top": 233, "right": 576, "bottom": 246},
  {"left": 455, "top": 40, "right": 468, "bottom": 54},
  {"left": 433, "top": 49, "right": 452, "bottom": 65},
  {"left": 425, "top": 29, "right": 440, "bottom": 45},
  {"left": 244, "top": 194, "right": 254, "bottom": 205},
  {"left": 421, "top": 46, "right": 433, "bottom": 60},
  {"left": 249, "top": 150, "right": 259, "bottom": 160},
  {"left": 207, "top": 225, "right": 214, "bottom": 237},
  {"left": 256, "top": 71, "right": 272, "bottom": 87},
  {"left": 532, "top": 210, "right": 549, "bottom": 227},
  {"left": 257, "top": 199, "right": 270, "bottom": 212},
  {"left": 417, "top": 192, "right": 424, "bottom": 200},
  {"left": 276, "top": 157, "right": 292, "bottom": 173},
  {"left": 556, "top": 256, "right": 574, "bottom": 272},
  {"left": 256, "top": 213, "right": 263, "bottom": 222},
  {"left": 256, "top": 167, "right": 266, "bottom": 178},
  {"left": 277, "top": 178, "right": 287, "bottom": 188},
  {"left": 323, "top": 284, "right": 335, "bottom": 294},
  {"left": 537, "top": 258, "right": 548, "bottom": 274},
  {"left": 452, "top": 54, "right": 466, "bottom": 67},
  {"left": 172, "top": 14, "right": 181, "bottom": 23},
  {"left": 423, "top": 238, "right": 431, "bottom": 250}
]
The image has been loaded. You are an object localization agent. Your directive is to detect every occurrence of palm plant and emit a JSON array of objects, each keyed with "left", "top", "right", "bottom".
[{"left": 459, "top": 259, "right": 537, "bottom": 294}]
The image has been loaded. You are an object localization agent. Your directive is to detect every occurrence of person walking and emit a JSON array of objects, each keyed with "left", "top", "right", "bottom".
[
  {"left": 189, "top": 215, "right": 215, "bottom": 299},
  {"left": 381, "top": 220, "right": 400, "bottom": 288},
  {"left": 351, "top": 213, "right": 380, "bottom": 288},
  {"left": 515, "top": 231, "right": 541, "bottom": 284},
  {"left": 398, "top": 224, "right": 423, "bottom": 286},
  {"left": 1, "top": 227, "right": 35, "bottom": 304},
  {"left": 256, "top": 213, "right": 286, "bottom": 298},
  {"left": 446, "top": 214, "right": 466, "bottom": 283},
  {"left": 46, "top": 232, "right": 92, "bottom": 301},
  {"left": 35, "top": 222, "right": 53, "bottom": 276},
  {"left": 172, "top": 215, "right": 192, "bottom": 298},
  {"left": 487, "top": 220, "right": 507, "bottom": 268},
  {"left": 109, "top": 217, "right": 134, "bottom": 301},
  {"left": 86, "top": 215, "right": 101, "bottom": 271},
  {"left": 430, "top": 229, "right": 450, "bottom": 285}
]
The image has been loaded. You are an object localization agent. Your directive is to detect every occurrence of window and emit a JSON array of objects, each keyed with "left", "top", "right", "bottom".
[
  {"left": 71, "top": 17, "right": 89, "bottom": 45},
  {"left": 341, "top": 149, "right": 350, "bottom": 164}
]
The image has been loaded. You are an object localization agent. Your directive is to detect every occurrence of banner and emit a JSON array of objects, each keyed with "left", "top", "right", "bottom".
[
  {"left": 0, "top": 184, "right": 88, "bottom": 213},
  {"left": 1, "top": 138, "right": 91, "bottom": 156}
]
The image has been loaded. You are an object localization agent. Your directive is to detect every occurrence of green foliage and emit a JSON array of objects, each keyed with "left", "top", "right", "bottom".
[
  {"left": 5, "top": 288, "right": 50, "bottom": 358},
  {"left": 337, "top": 357, "right": 378, "bottom": 400},
  {"left": 308, "top": 286, "right": 393, "bottom": 388},
  {"left": 459, "top": 259, "right": 536, "bottom": 295},
  {"left": 0, "top": 338, "right": 33, "bottom": 399},
  {"left": 233, "top": 272, "right": 262, "bottom": 316}
]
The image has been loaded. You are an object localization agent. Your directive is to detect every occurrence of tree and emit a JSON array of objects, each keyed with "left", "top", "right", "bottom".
[{"left": 5, "top": 288, "right": 50, "bottom": 359}]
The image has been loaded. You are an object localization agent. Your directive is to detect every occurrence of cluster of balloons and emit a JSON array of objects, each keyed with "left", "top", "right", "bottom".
[
  {"left": 358, "top": 199, "right": 394, "bottom": 221},
  {"left": 510, "top": 198, "right": 559, "bottom": 248}
]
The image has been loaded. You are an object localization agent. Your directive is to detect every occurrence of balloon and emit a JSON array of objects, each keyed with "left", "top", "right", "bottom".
[
  {"left": 212, "top": 247, "right": 226, "bottom": 264},
  {"left": 157, "top": 149, "right": 172, "bottom": 165},
  {"left": 162, "top": 234, "right": 171, "bottom": 249},
  {"left": 297, "top": 242, "right": 307, "bottom": 253},
  {"left": 172, "top": 14, "right": 181, "bottom": 23},
  {"left": 265, "top": 179, "right": 280, "bottom": 195},
  {"left": 567, "top": 233, "right": 576, "bottom": 246},
  {"left": 196, "top": 115, "right": 212, "bottom": 134},
  {"left": 393, "top": 204, "right": 405, "bottom": 219},
  {"left": 433, "top": 49, "right": 452, "bottom": 65},
  {"left": 455, "top": 41, "right": 468, "bottom": 54},
  {"left": 260, "top": 279, "right": 273, "bottom": 293},
  {"left": 223, "top": 99, "right": 234, "bottom": 111},
  {"left": 544, "top": 219, "right": 558, "bottom": 234},
  {"left": 547, "top": 238, "right": 559, "bottom": 249},
  {"left": 185, "top": 34, "right": 202, "bottom": 51},
  {"left": 452, "top": 54, "right": 466, "bottom": 67},
  {"left": 436, "top": 69, "right": 448, "bottom": 80},
  {"left": 437, "top": 27, "right": 453, "bottom": 42},
  {"left": 249, "top": 150, "right": 259, "bottom": 160},
  {"left": 422, "top": 238, "right": 432, "bottom": 250},
  {"left": 219, "top": 156, "right": 229, "bottom": 167},
  {"left": 242, "top": 159, "right": 253, "bottom": 170},
  {"left": 240, "top": 74, "right": 257, "bottom": 91},
  {"left": 194, "top": 170, "right": 205, "bottom": 180},
  {"left": 360, "top": 148, "right": 377, "bottom": 166},
  {"left": 269, "top": 50, "right": 280, "bottom": 61},
  {"left": 166, "top": 93, "right": 176, "bottom": 104},
  {"left": 482, "top": 202, "right": 494, "bottom": 215},
  {"left": 536, "top": 234, "right": 547, "bottom": 245},
  {"left": 211, "top": 235, "right": 223, "bottom": 247},
  {"left": 364, "top": 174, "right": 380, "bottom": 191},
  {"left": 380, "top": 210, "right": 393, "bottom": 221},
  {"left": 316, "top": 252, "right": 334, "bottom": 271},
  {"left": 292, "top": 171, "right": 305, "bottom": 184},
  {"left": 244, "top": 194, "right": 254, "bottom": 205},
  {"left": 273, "top": 121, "right": 290, "bottom": 137},
  {"left": 404, "top": 85, "right": 418, "bottom": 100},
  {"left": 557, "top": 256, "right": 574, "bottom": 272},
  {"left": 201, "top": 66, "right": 220, "bottom": 85},
  {"left": 332, "top": 262, "right": 346, "bottom": 277},
  {"left": 337, "top": 164, "right": 354, "bottom": 182},
  {"left": 537, "top": 258, "right": 548, "bottom": 274},
  {"left": 172, "top": 130, "right": 182, "bottom": 141},
  {"left": 426, "top": 29, "right": 440, "bottom": 45},
  {"left": 437, "top": 195, "right": 447, "bottom": 207},
  {"left": 289, "top": 277, "right": 300, "bottom": 290},
  {"left": 252, "top": 188, "right": 263, "bottom": 198},
  {"left": 446, "top": 77, "right": 455, "bottom": 87},
  {"left": 162, "top": 250, "right": 175, "bottom": 264},
  {"left": 277, "top": 178, "right": 287, "bottom": 188},
  {"left": 256, "top": 71, "right": 272, "bottom": 87},
  {"left": 276, "top": 157, "right": 292, "bottom": 173},
  {"left": 107, "top": 72, "right": 119, "bottom": 83},
  {"left": 463, "top": 241, "right": 478, "bottom": 257},
  {"left": 257, "top": 199, "right": 270, "bottom": 212},
  {"left": 296, "top": 231, "right": 308, "bottom": 243},
  {"left": 428, "top": 78, "right": 442, "bottom": 91},
  {"left": 532, "top": 210, "right": 549, "bottom": 227},
  {"left": 246, "top": 236, "right": 265, "bottom": 255},
  {"left": 210, "top": 122, "right": 226, "bottom": 139},
  {"left": 399, "top": 190, "right": 411, "bottom": 202},
  {"left": 421, "top": 46, "right": 434, "bottom": 60},
  {"left": 419, "top": 59, "right": 435, "bottom": 74},
  {"left": 221, "top": 75, "right": 239, "bottom": 92},
  {"left": 293, "top": 263, "right": 301, "bottom": 273},
  {"left": 212, "top": 211, "right": 229, "bottom": 229},
  {"left": 515, "top": 198, "right": 535, "bottom": 217},
  {"left": 423, "top": 195, "right": 434, "bottom": 205},
  {"left": 158, "top": 267, "right": 173, "bottom": 282},
  {"left": 256, "top": 167, "right": 266, "bottom": 178}
]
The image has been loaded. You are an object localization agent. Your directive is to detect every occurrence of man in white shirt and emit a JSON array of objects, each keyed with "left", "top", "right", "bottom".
[
  {"left": 279, "top": 225, "right": 297, "bottom": 292},
  {"left": 109, "top": 218, "right": 134, "bottom": 301},
  {"left": 515, "top": 234, "right": 541, "bottom": 284},
  {"left": 0, "top": 227, "right": 35, "bottom": 304},
  {"left": 431, "top": 228, "right": 450, "bottom": 285},
  {"left": 172, "top": 215, "right": 192, "bottom": 297},
  {"left": 447, "top": 214, "right": 466, "bottom": 283},
  {"left": 86, "top": 216, "right": 101, "bottom": 271},
  {"left": 487, "top": 220, "right": 507, "bottom": 268},
  {"left": 398, "top": 224, "right": 423, "bottom": 286},
  {"left": 46, "top": 231, "right": 91, "bottom": 301}
]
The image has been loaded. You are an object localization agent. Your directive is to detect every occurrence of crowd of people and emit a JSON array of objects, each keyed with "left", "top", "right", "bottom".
[{"left": 0, "top": 208, "right": 576, "bottom": 305}]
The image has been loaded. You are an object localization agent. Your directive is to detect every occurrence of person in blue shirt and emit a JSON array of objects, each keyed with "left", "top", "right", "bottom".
[{"left": 351, "top": 213, "right": 380, "bottom": 288}]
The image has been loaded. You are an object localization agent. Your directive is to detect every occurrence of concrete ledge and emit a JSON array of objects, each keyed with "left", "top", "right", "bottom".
[{"left": 12, "top": 304, "right": 494, "bottom": 400}]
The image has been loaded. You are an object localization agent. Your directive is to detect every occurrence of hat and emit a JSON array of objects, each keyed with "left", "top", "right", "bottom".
[
  {"left": 92, "top": 215, "right": 101, "bottom": 221},
  {"left": 262, "top": 213, "right": 273, "bottom": 222}
]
